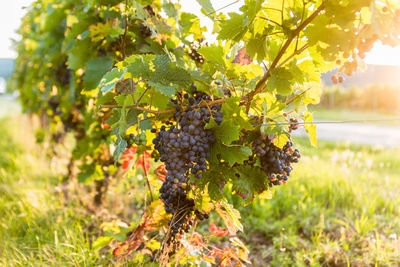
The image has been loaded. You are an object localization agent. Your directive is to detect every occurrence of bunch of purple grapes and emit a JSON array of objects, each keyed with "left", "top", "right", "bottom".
[
  {"left": 252, "top": 136, "right": 301, "bottom": 186},
  {"left": 152, "top": 86, "right": 222, "bottom": 239}
]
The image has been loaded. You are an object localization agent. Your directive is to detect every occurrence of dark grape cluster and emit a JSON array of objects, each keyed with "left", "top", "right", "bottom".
[
  {"left": 153, "top": 86, "right": 221, "bottom": 239},
  {"left": 252, "top": 136, "right": 301, "bottom": 187},
  {"left": 187, "top": 40, "right": 205, "bottom": 64},
  {"left": 55, "top": 60, "right": 71, "bottom": 85},
  {"left": 139, "top": 24, "right": 152, "bottom": 38},
  {"left": 188, "top": 47, "right": 204, "bottom": 64}
]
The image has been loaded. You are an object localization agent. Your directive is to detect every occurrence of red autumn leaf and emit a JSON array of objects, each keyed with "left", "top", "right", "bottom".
[
  {"left": 154, "top": 165, "right": 167, "bottom": 181},
  {"left": 113, "top": 239, "right": 141, "bottom": 258},
  {"left": 189, "top": 232, "right": 204, "bottom": 246},
  {"left": 210, "top": 223, "right": 230, "bottom": 237},
  {"left": 232, "top": 48, "right": 252, "bottom": 65},
  {"left": 208, "top": 247, "right": 245, "bottom": 267},
  {"left": 137, "top": 152, "right": 151, "bottom": 173},
  {"left": 113, "top": 221, "right": 146, "bottom": 258},
  {"left": 120, "top": 147, "right": 151, "bottom": 172}
]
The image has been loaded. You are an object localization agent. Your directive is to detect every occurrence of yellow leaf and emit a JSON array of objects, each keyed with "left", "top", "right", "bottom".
[
  {"left": 258, "top": 189, "right": 273, "bottom": 200},
  {"left": 216, "top": 199, "right": 243, "bottom": 235},
  {"left": 146, "top": 239, "right": 161, "bottom": 250},
  {"left": 304, "top": 111, "right": 317, "bottom": 147},
  {"left": 194, "top": 184, "right": 214, "bottom": 213}
]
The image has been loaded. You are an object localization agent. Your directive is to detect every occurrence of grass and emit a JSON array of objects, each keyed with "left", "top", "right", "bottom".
[
  {"left": 310, "top": 106, "right": 400, "bottom": 126},
  {"left": 241, "top": 138, "right": 400, "bottom": 266},
  {"left": 1, "top": 100, "right": 399, "bottom": 266},
  {"left": 0, "top": 115, "right": 101, "bottom": 266}
]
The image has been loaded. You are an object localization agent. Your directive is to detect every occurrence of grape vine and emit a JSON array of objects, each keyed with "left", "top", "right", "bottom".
[{"left": 12, "top": 0, "right": 400, "bottom": 265}]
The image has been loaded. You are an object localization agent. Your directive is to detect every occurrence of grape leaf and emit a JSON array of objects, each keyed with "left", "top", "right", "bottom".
[
  {"left": 246, "top": 36, "right": 268, "bottom": 62},
  {"left": 99, "top": 67, "right": 125, "bottom": 93},
  {"left": 273, "top": 133, "right": 289, "bottom": 149},
  {"left": 214, "top": 119, "right": 240, "bottom": 145},
  {"left": 162, "top": 2, "right": 177, "bottom": 18},
  {"left": 67, "top": 38, "right": 91, "bottom": 70},
  {"left": 230, "top": 165, "right": 266, "bottom": 199},
  {"left": 304, "top": 111, "right": 317, "bottom": 147},
  {"left": 84, "top": 56, "right": 114, "bottom": 93},
  {"left": 114, "top": 136, "right": 128, "bottom": 163},
  {"left": 216, "top": 199, "right": 243, "bottom": 235},
  {"left": 126, "top": 55, "right": 192, "bottom": 96},
  {"left": 217, "top": 13, "right": 247, "bottom": 41},
  {"left": 267, "top": 67, "right": 293, "bottom": 95},
  {"left": 148, "top": 82, "right": 177, "bottom": 97},
  {"left": 221, "top": 97, "right": 253, "bottom": 130},
  {"left": 194, "top": 184, "right": 214, "bottom": 213},
  {"left": 196, "top": 0, "right": 215, "bottom": 17},
  {"left": 212, "top": 143, "right": 252, "bottom": 167}
]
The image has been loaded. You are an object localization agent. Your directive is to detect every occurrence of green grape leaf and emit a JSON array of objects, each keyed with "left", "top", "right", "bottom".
[
  {"left": 114, "top": 136, "right": 128, "bottom": 163},
  {"left": 222, "top": 97, "right": 253, "bottom": 130},
  {"left": 217, "top": 13, "right": 247, "bottom": 41},
  {"left": 214, "top": 119, "right": 240, "bottom": 145},
  {"left": 196, "top": 0, "right": 215, "bottom": 17},
  {"left": 240, "top": 0, "right": 263, "bottom": 23},
  {"left": 97, "top": 92, "right": 115, "bottom": 105},
  {"left": 198, "top": 45, "right": 226, "bottom": 70},
  {"left": 126, "top": 54, "right": 154, "bottom": 79},
  {"left": 126, "top": 55, "right": 192, "bottom": 95},
  {"left": 67, "top": 38, "right": 91, "bottom": 70},
  {"left": 267, "top": 67, "right": 293, "bottom": 95},
  {"left": 99, "top": 67, "right": 125, "bottom": 93},
  {"left": 152, "top": 55, "right": 192, "bottom": 87},
  {"left": 148, "top": 82, "right": 177, "bottom": 97},
  {"left": 230, "top": 165, "right": 266, "bottom": 199},
  {"left": 246, "top": 36, "right": 267, "bottom": 62},
  {"left": 88, "top": 19, "right": 123, "bottom": 42},
  {"left": 212, "top": 143, "right": 252, "bottom": 167},
  {"left": 162, "top": 2, "right": 177, "bottom": 17},
  {"left": 139, "top": 113, "right": 152, "bottom": 130},
  {"left": 84, "top": 56, "right": 114, "bottom": 93}
]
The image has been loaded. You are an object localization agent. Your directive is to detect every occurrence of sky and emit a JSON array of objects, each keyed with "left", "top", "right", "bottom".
[{"left": 1, "top": 0, "right": 400, "bottom": 66}]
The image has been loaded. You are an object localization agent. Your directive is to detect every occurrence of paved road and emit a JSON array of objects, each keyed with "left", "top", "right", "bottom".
[{"left": 292, "top": 122, "right": 400, "bottom": 148}]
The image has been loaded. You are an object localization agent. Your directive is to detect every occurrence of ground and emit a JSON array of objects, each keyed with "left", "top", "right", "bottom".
[{"left": 1, "top": 100, "right": 399, "bottom": 266}]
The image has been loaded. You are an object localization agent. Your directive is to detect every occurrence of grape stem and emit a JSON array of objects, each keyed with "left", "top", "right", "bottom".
[{"left": 142, "top": 153, "right": 154, "bottom": 202}]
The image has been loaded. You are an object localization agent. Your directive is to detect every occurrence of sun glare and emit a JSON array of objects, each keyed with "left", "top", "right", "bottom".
[{"left": 365, "top": 42, "right": 400, "bottom": 66}]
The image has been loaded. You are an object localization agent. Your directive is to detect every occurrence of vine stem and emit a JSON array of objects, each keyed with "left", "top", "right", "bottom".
[
  {"left": 278, "top": 43, "right": 309, "bottom": 68},
  {"left": 128, "top": 115, "right": 156, "bottom": 127},
  {"left": 99, "top": 98, "right": 226, "bottom": 114},
  {"left": 257, "top": 16, "right": 283, "bottom": 28},
  {"left": 244, "top": 0, "right": 326, "bottom": 112},
  {"left": 142, "top": 153, "right": 154, "bottom": 202}
]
